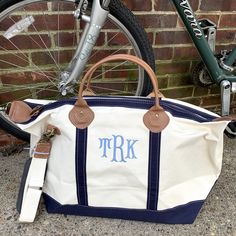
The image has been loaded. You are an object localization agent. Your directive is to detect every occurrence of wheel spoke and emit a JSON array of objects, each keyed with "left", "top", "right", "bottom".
[{"left": 0, "top": 0, "right": 154, "bottom": 142}]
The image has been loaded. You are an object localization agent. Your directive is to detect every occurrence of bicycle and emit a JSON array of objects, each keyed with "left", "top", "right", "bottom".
[
  {"left": 0, "top": 0, "right": 235, "bottom": 142},
  {"left": 0, "top": 0, "right": 156, "bottom": 141}
]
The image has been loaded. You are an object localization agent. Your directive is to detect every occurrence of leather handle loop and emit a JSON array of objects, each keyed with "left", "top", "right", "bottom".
[
  {"left": 70, "top": 54, "right": 170, "bottom": 132},
  {"left": 78, "top": 54, "right": 162, "bottom": 109}
]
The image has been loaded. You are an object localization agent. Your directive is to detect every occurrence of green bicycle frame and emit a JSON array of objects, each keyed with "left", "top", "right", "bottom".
[{"left": 171, "top": 0, "right": 236, "bottom": 84}]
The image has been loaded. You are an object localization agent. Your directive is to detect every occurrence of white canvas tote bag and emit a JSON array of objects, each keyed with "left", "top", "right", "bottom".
[{"left": 10, "top": 54, "right": 232, "bottom": 224}]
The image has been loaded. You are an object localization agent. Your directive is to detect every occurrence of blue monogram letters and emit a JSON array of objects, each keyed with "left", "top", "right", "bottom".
[{"left": 99, "top": 135, "right": 138, "bottom": 162}]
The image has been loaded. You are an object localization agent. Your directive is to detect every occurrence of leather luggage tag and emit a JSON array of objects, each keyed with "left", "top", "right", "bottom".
[{"left": 8, "top": 101, "right": 33, "bottom": 123}]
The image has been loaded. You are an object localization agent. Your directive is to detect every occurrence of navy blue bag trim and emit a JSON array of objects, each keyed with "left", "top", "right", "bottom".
[
  {"left": 22, "top": 97, "right": 217, "bottom": 125},
  {"left": 75, "top": 129, "right": 162, "bottom": 210},
  {"left": 147, "top": 132, "right": 161, "bottom": 210},
  {"left": 75, "top": 128, "right": 88, "bottom": 206},
  {"left": 43, "top": 193, "right": 204, "bottom": 224}
]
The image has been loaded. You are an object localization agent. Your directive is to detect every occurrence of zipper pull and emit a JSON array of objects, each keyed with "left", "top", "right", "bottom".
[{"left": 30, "top": 105, "right": 43, "bottom": 117}]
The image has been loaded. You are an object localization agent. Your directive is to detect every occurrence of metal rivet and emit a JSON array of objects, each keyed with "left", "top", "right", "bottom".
[{"left": 155, "top": 113, "right": 159, "bottom": 118}]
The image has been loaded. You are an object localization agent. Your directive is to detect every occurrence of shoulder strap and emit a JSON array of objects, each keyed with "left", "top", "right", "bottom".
[{"left": 19, "top": 125, "right": 60, "bottom": 222}]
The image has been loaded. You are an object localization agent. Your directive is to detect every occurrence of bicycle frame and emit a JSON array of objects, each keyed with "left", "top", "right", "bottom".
[
  {"left": 59, "top": 0, "right": 109, "bottom": 95},
  {"left": 171, "top": 0, "right": 236, "bottom": 85},
  {"left": 61, "top": 0, "right": 235, "bottom": 115},
  {"left": 62, "top": 0, "right": 236, "bottom": 90},
  {"left": 60, "top": 0, "right": 144, "bottom": 96}
]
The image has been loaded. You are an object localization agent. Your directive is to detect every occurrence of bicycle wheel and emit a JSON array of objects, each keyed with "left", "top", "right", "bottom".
[{"left": 0, "top": 0, "right": 155, "bottom": 141}]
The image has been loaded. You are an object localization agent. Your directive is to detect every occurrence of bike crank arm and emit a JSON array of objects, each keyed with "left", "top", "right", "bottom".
[
  {"left": 59, "top": 0, "right": 110, "bottom": 95},
  {"left": 221, "top": 80, "right": 231, "bottom": 116}
]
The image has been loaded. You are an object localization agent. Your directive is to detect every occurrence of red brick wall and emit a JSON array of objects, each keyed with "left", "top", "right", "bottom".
[
  {"left": 1, "top": 0, "right": 235, "bottom": 112},
  {"left": 123, "top": 0, "right": 236, "bottom": 113}
]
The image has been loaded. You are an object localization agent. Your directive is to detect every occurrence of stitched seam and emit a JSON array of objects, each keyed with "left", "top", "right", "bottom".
[
  {"left": 76, "top": 129, "right": 80, "bottom": 204},
  {"left": 155, "top": 134, "right": 160, "bottom": 210},
  {"left": 83, "top": 129, "right": 88, "bottom": 205}
]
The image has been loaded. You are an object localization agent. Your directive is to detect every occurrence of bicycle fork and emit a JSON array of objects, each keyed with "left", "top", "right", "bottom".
[{"left": 59, "top": 0, "right": 110, "bottom": 95}]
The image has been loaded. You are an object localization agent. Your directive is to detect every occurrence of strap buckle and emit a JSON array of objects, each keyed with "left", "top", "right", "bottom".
[{"left": 42, "top": 125, "right": 61, "bottom": 142}]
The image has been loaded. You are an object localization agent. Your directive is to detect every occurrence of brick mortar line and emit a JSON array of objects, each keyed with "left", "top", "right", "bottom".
[
  {"left": 146, "top": 28, "right": 236, "bottom": 32},
  {"left": 153, "top": 41, "right": 235, "bottom": 46},
  {"left": 153, "top": 44, "right": 195, "bottom": 48},
  {"left": 198, "top": 0, "right": 202, "bottom": 10},
  {"left": 133, "top": 11, "right": 235, "bottom": 15},
  {"left": 153, "top": 42, "right": 235, "bottom": 47},
  {"left": 156, "top": 59, "right": 195, "bottom": 63}
]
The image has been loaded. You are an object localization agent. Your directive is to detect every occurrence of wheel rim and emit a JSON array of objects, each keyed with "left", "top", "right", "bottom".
[{"left": 0, "top": 0, "right": 145, "bottom": 132}]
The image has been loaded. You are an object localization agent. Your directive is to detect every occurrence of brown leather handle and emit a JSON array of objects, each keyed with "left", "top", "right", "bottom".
[
  {"left": 78, "top": 54, "right": 162, "bottom": 109},
  {"left": 69, "top": 54, "right": 170, "bottom": 132}
]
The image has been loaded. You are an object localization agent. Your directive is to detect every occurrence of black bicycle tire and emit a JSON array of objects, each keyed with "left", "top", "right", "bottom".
[
  {"left": 109, "top": 0, "right": 156, "bottom": 95},
  {"left": 0, "top": 0, "right": 155, "bottom": 142}
]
